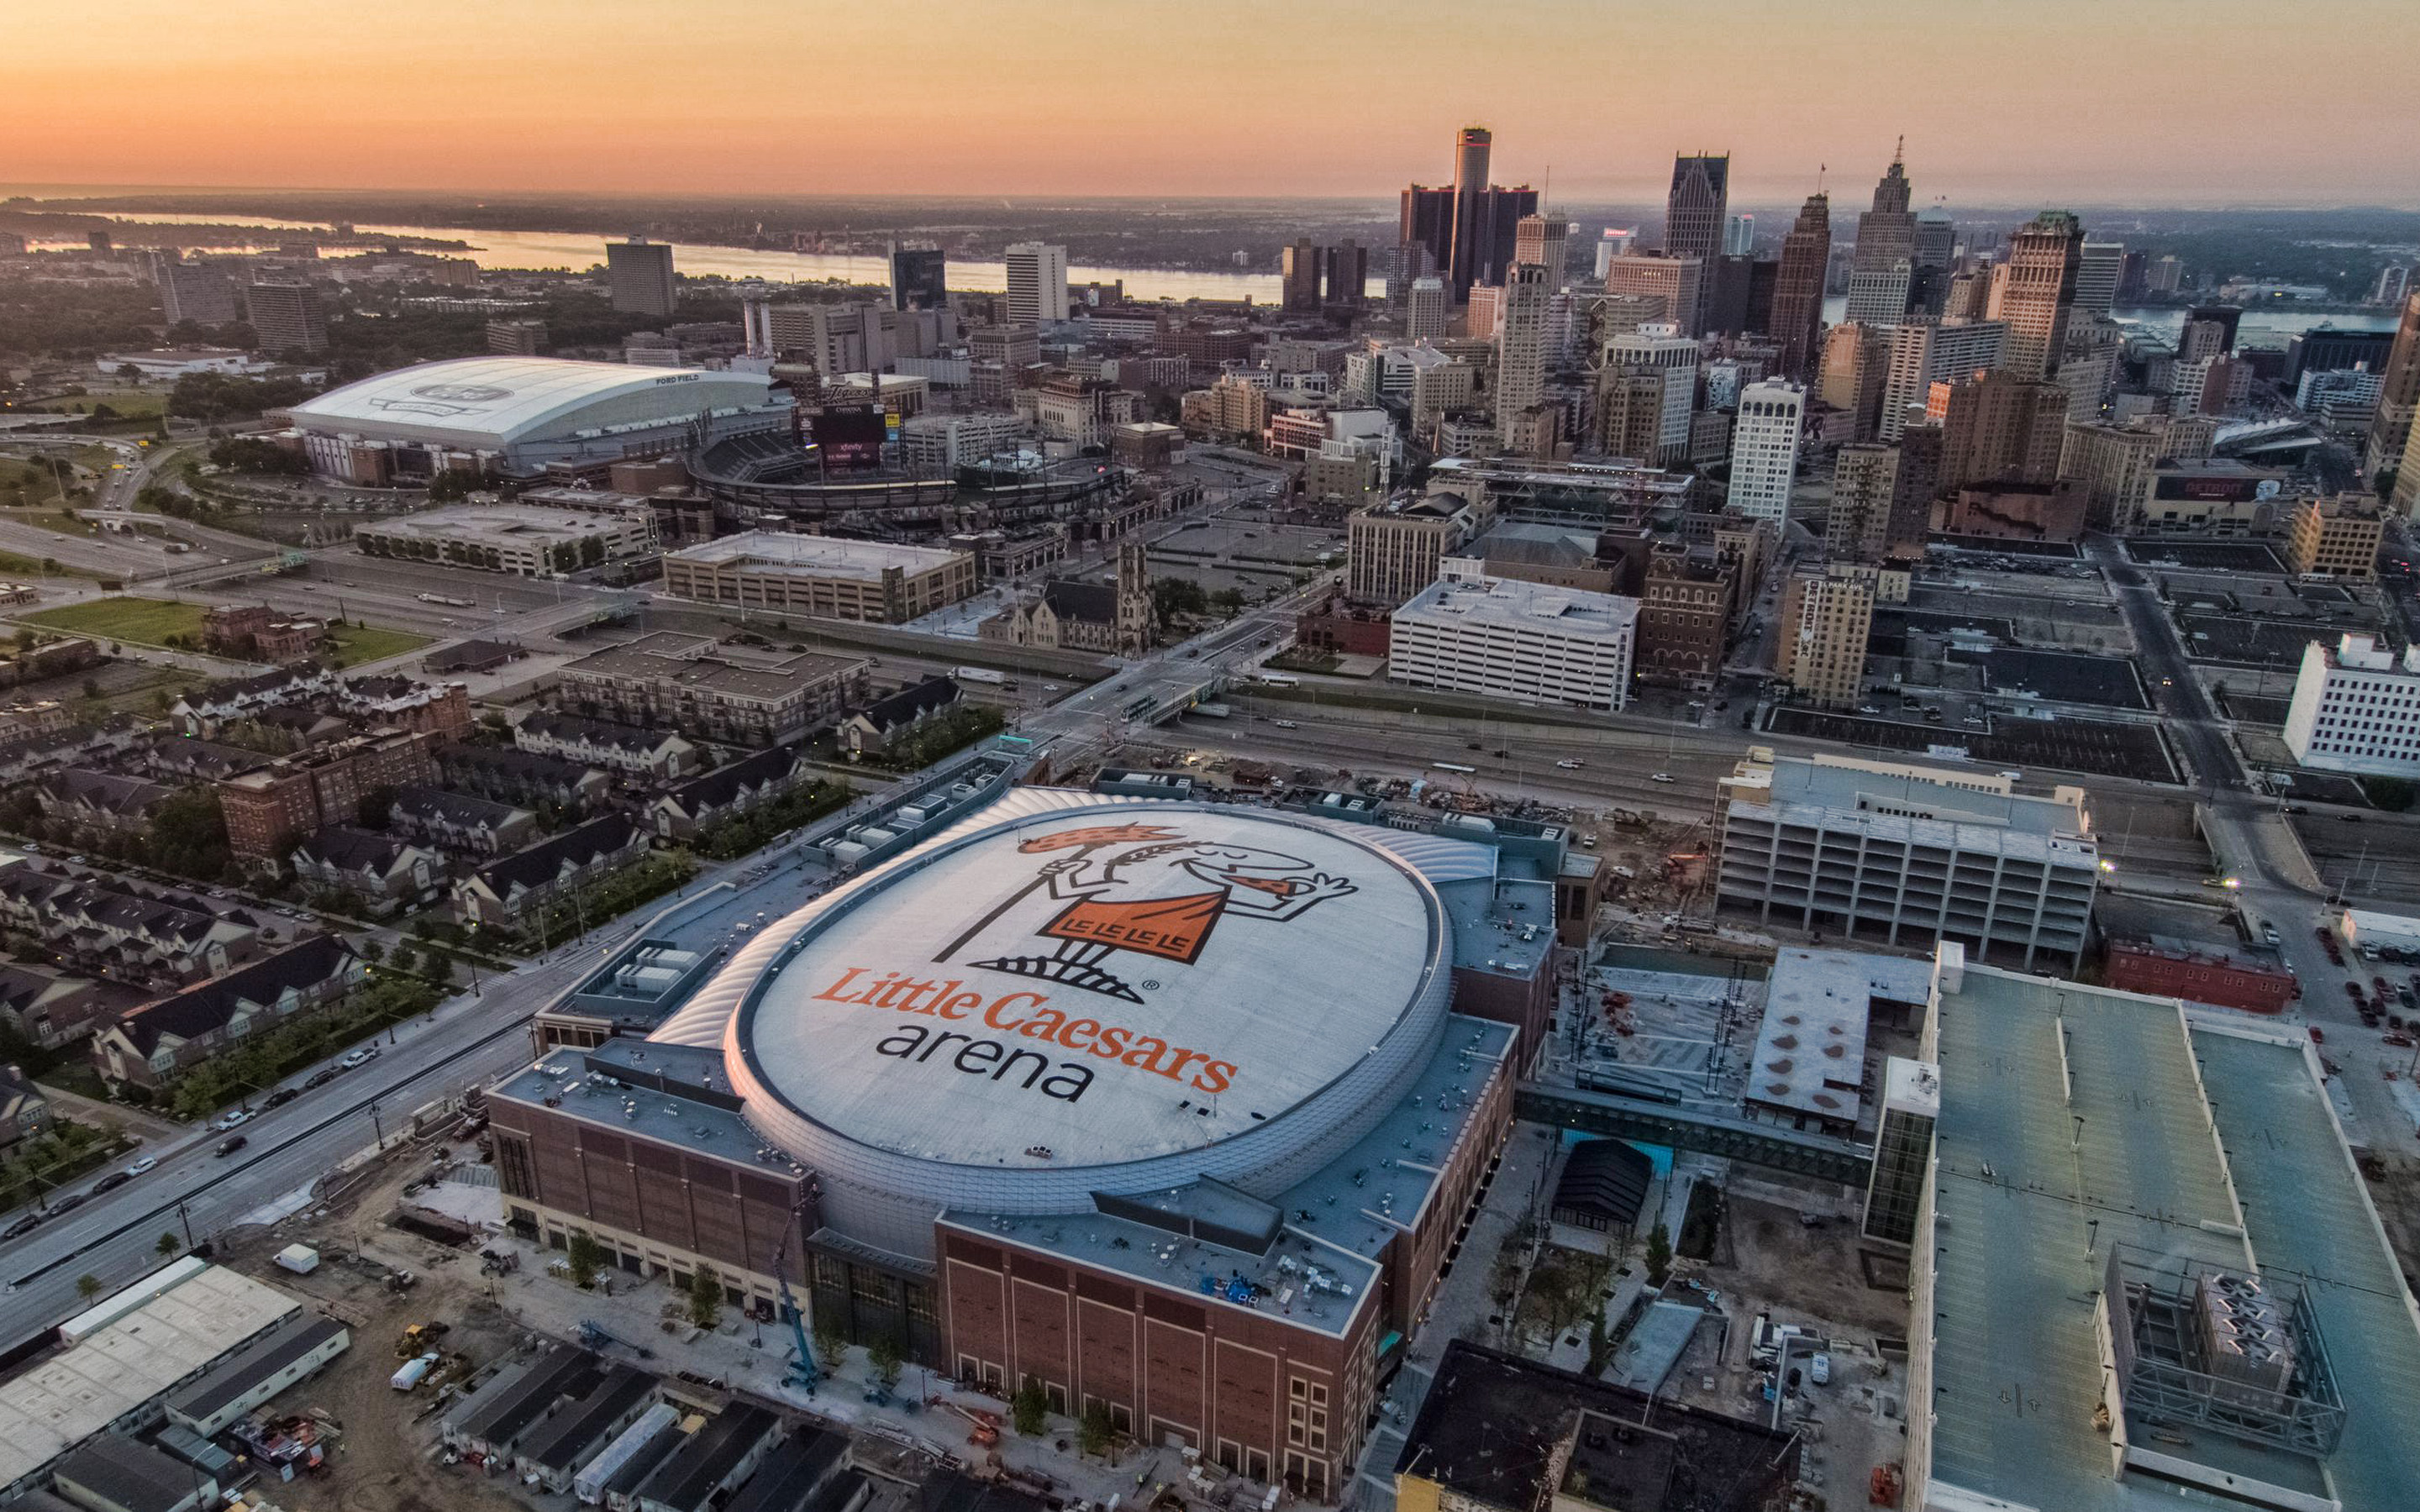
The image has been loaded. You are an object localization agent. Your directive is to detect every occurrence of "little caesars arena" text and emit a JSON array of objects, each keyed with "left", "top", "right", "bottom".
[{"left": 809, "top": 966, "right": 1238, "bottom": 1104}]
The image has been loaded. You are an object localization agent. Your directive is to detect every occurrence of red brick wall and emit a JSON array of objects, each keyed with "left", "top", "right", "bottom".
[{"left": 2104, "top": 942, "right": 2294, "bottom": 1014}]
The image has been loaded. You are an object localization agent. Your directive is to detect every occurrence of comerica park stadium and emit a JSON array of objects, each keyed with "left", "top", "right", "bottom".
[{"left": 489, "top": 791, "right": 1570, "bottom": 1501}]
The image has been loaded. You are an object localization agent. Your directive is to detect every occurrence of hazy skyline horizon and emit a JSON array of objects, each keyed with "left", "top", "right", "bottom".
[{"left": 5, "top": 1, "right": 2415, "bottom": 207}]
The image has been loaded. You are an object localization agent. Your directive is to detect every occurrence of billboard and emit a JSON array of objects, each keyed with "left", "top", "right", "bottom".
[
  {"left": 812, "top": 406, "right": 888, "bottom": 472},
  {"left": 2152, "top": 469, "right": 2281, "bottom": 504}
]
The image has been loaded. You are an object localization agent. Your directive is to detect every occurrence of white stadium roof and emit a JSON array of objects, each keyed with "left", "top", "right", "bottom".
[
  {"left": 657, "top": 795, "right": 1470, "bottom": 1224},
  {"left": 283, "top": 356, "right": 774, "bottom": 450}
]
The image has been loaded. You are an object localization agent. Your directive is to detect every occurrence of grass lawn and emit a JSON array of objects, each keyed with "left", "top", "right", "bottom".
[
  {"left": 21, "top": 596, "right": 208, "bottom": 648},
  {"left": 0, "top": 549, "right": 105, "bottom": 582},
  {"left": 323, "top": 621, "right": 432, "bottom": 668},
  {"left": 0, "top": 459, "right": 69, "bottom": 509}
]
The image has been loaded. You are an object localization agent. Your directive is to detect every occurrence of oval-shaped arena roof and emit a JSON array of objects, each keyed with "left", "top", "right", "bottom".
[
  {"left": 717, "top": 801, "right": 1455, "bottom": 1213},
  {"left": 282, "top": 356, "right": 774, "bottom": 449}
]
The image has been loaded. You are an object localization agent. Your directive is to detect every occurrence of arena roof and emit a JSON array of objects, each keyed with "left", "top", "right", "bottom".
[
  {"left": 284, "top": 357, "right": 775, "bottom": 450},
  {"left": 657, "top": 793, "right": 1471, "bottom": 1226}
]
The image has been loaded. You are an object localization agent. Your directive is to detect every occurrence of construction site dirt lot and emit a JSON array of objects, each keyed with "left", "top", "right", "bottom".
[{"left": 208, "top": 1147, "right": 529, "bottom": 1512}]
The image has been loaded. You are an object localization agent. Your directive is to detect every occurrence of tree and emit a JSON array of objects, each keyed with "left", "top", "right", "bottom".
[
  {"left": 1643, "top": 1222, "right": 1672, "bottom": 1289},
  {"left": 566, "top": 1231, "right": 606, "bottom": 1289},
  {"left": 1011, "top": 1377, "right": 1050, "bottom": 1436},
  {"left": 386, "top": 943, "right": 417, "bottom": 975},
  {"left": 687, "top": 1264, "right": 723, "bottom": 1329},
  {"left": 357, "top": 939, "right": 384, "bottom": 965},
  {"left": 865, "top": 1331, "right": 902, "bottom": 1389},
  {"left": 1586, "top": 1315, "right": 1611, "bottom": 1376},
  {"left": 156, "top": 1232, "right": 182, "bottom": 1258},
  {"left": 75, "top": 1274, "right": 102, "bottom": 1301},
  {"left": 1080, "top": 1399, "right": 1114, "bottom": 1457},
  {"left": 1212, "top": 587, "right": 1247, "bottom": 618},
  {"left": 811, "top": 1310, "right": 847, "bottom": 1373},
  {"left": 2366, "top": 775, "right": 2415, "bottom": 812}
]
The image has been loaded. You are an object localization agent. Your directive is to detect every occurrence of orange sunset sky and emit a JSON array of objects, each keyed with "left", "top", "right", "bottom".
[{"left": 3, "top": 0, "right": 2415, "bottom": 203}]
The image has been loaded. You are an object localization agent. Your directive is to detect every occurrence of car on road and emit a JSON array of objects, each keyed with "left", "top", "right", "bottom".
[
  {"left": 123, "top": 1156, "right": 156, "bottom": 1177},
  {"left": 302, "top": 1068, "right": 339, "bottom": 1089},
  {"left": 1040, "top": 684, "right": 1060, "bottom": 692},
  {"left": 90, "top": 1172, "right": 129, "bottom": 1194},
  {"left": 213, "top": 1109, "right": 250, "bottom": 1131},
  {"left": 1651, "top": 773, "right": 1676, "bottom": 783},
  {"left": 1271, "top": 719, "right": 1298, "bottom": 729},
  {"left": 339, "top": 1047, "right": 377, "bottom": 1069},
  {"left": 1556, "top": 759, "right": 1584, "bottom": 770},
  {"left": 2262, "top": 924, "right": 2280, "bottom": 944},
  {"left": 214, "top": 1136, "right": 247, "bottom": 1158},
  {"left": 0, "top": 1215, "right": 39, "bottom": 1241},
  {"left": 2309, "top": 1026, "right": 2325, "bottom": 1044},
  {"left": 47, "top": 1192, "right": 87, "bottom": 1215},
  {"left": 263, "top": 1088, "right": 299, "bottom": 1110}
]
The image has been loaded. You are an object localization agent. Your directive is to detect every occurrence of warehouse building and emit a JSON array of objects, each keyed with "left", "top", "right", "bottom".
[
  {"left": 487, "top": 794, "right": 1549, "bottom": 1502},
  {"left": 660, "top": 533, "right": 976, "bottom": 624},
  {"left": 0, "top": 1265, "right": 305, "bottom": 1501},
  {"left": 354, "top": 504, "right": 659, "bottom": 577},
  {"left": 1715, "top": 752, "right": 2098, "bottom": 969},
  {"left": 1388, "top": 567, "right": 1638, "bottom": 712},
  {"left": 1902, "top": 943, "right": 2420, "bottom": 1512},
  {"left": 275, "top": 357, "right": 786, "bottom": 483}
]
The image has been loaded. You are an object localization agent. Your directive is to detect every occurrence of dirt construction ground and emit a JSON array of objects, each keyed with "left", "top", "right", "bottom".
[{"left": 207, "top": 1144, "right": 529, "bottom": 1512}]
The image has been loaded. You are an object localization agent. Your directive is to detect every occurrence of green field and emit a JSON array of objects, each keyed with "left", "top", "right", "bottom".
[
  {"left": 323, "top": 622, "right": 432, "bottom": 668},
  {"left": 21, "top": 596, "right": 208, "bottom": 647},
  {"left": 0, "top": 459, "right": 69, "bottom": 509},
  {"left": 0, "top": 549, "right": 103, "bottom": 582},
  {"left": 29, "top": 389, "right": 166, "bottom": 419}
]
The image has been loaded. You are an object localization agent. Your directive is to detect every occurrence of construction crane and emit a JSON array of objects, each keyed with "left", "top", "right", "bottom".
[{"left": 769, "top": 1201, "right": 820, "bottom": 1396}]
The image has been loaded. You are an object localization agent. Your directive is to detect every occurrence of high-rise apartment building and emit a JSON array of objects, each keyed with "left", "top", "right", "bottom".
[
  {"left": 1723, "top": 214, "right": 1756, "bottom": 256},
  {"left": 1406, "top": 276, "right": 1449, "bottom": 341},
  {"left": 1993, "top": 212, "right": 2083, "bottom": 381},
  {"left": 1825, "top": 442, "right": 1902, "bottom": 561},
  {"left": 245, "top": 281, "right": 326, "bottom": 354},
  {"left": 888, "top": 245, "right": 948, "bottom": 312},
  {"left": 1844, "top": 149, "right": 1917, "bottom": 325},
  {"left": 1602, "top": 323, "right": 1698, "bottom": 464},
  {"left": 151, "top": 254, "right": 240, "bottom": 327},
  {"left": 1601, "top": 255, "right": 1703, "bottom": 338},
  {"left": 1281, "top": 241, "right": 1323, "bottom": 313},
  {"left": 1773, "top": 564, "right": 1875, "bottom": 707},
  {"left": 606, "top": 237, "right": 676, "bottom": 318},
  {"left": 2364, "top": 291, "right": 2420, "bottom": 488},
  {"left": 1663, "top": 153, "right": 1730, "bottom": 318},
  {"left": 1879, "top": 318, "right": 2007, "bottom": 440},
  {"left": 1496, "top": 264, "right": 1553, "bottom": 451},
  {"left": 1770, "top": 195, "right": 1832, "bottom": 380},
  {"left": 1726, "top": 381, "right": 1807, "bottom": 523},
  {"left": 2286, "top": 633, "right": 2420, "bottom": 775},
  {"left": 1002, "top": 242, "right": 1070, "bottom": 326},
  {"left": 1929, "top": 370, "right": 2068, "bottom": 493},
  {"left": 1513, "top": 214, "right": 1570, "bottom": 282},
  {"left": 1397, "top": 126, "right": 1539, "bottom": 302},
  {"left": 2073, "top": 241, "right": 2124, "bottom": 317}
]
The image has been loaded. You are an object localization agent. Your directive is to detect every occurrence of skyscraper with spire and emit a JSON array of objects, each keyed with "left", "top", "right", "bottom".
[
  {"left": 1845, "top": 143, "right": 1918, "bottom": 325},
  {"left": 1771, "top": 192, "right": 1833, "bottom": 381}
]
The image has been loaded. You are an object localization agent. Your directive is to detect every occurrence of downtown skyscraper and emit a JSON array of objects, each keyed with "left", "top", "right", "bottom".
[
  {"left": 1664, "top": 153, "right": 1729, "bottom": 328},
  {"left": 1991, "top": 212, "right": 2083, "bottom": 381},
  {"left": 1771, "top": 192, "right": 1832, "bottom": 381},
  {"left": 1398, "top": 125, "right": 1539, "bottom": 302},
  {"left": 1844, "top": 146, "right": 1917, "bottom": 325}
]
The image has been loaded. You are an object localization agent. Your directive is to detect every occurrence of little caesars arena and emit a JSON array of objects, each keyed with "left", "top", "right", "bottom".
[{"left": 489, "top": 793, "right": 1555, "bottom": 1499}]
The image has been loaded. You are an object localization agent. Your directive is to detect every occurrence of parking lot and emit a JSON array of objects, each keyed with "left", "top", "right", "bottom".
[
  {"left": 1769, "top": 706, "right": 2181, "bottom": 783},
  {"left": 1957, "top": 647, "right": 2149, "bottom": 709}
]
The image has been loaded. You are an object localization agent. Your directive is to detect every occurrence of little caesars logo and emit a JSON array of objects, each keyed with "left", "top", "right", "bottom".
[{"left": 807, "top": 823, "right": 1355, "bottom": 1105}]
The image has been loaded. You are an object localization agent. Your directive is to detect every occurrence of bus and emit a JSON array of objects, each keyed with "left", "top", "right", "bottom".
[
  {"left": 1433, "top": 761, "right": 1476, "bottom": 774},
  {"left": 1256, "top": 674, "right": 1301, "bottom": 688}
]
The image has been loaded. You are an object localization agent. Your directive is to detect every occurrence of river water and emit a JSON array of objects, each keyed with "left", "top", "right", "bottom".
[{"left": 20, "top": 208, "right": 2404, "bottom": 343}]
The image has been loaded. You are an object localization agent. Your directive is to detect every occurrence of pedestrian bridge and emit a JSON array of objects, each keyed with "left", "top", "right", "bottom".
[{"left": 1515, "top": 1083, "right": 1875, "bottom": 1185}]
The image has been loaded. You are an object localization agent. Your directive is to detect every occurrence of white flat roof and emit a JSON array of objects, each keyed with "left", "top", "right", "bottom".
[
  {"left": 1396, "top": 571, "right": 1639, "bottom": 639},
  {"left": 287, "top": 356, "right": 772, "bottom": 449},
  {"left": 668, "top": 530, "right": 968, "bottom": 581},
  {"left": 366, "top": 504, "right": 638, "bottom": 545},
  {"left": 735, "top": 807, "right": 1437, "bottom": 1169},
  {"left": 1747, "top": 948, "right": 1931, "bottom": 1124},
  {"left": 0, "top": 1266, "right": 298, "bottom": 1489}
]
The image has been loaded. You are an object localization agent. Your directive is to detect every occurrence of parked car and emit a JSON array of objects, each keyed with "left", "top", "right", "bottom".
[
  {"left": 214, "top": 1136, "right": 247, "bottom": 1158},
  {"left": 1651, "top": 773, "right": 1676, "bottom": 783},
  {"left": 123, "top": 1157, "right": 156, "bottom": 1177},
  {"left": 339, "top": 1047, "right": 377, "bottom": 1069},
  {"left": 1809, "top": 1352, "right": 1832, "bottom": 1386},
  {"left": 1555, "top": 759, "right": 1584, "bottom": 770},
  {"left": 213, "top": 1109, "right": 250, "bottom": 1131},
  {"left": 90, "top": 1173, "right": 129, "bottom": 1194},
  {"left": 263, "top": 1088, "right": 299, "bottom": 1110},
  {"left": 0, "top": 1214, "right": 39, "bottom": 1240},
  {"left": 303, "top": 1068, "right": 339, "bottom": 1089}
]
